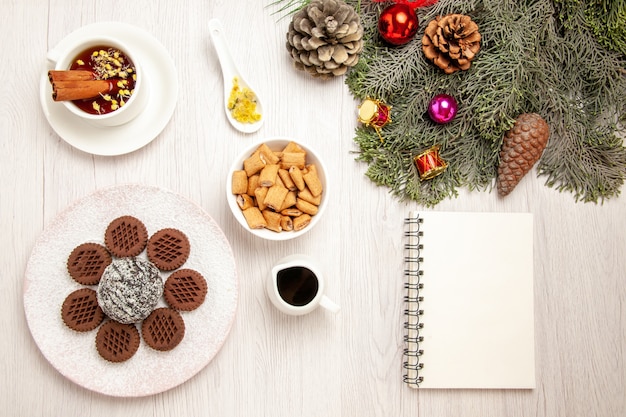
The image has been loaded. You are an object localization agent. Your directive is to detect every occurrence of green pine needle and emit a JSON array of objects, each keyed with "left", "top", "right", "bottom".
[{"left": 266, "top": 0, "right": 311, "bottom": 19}]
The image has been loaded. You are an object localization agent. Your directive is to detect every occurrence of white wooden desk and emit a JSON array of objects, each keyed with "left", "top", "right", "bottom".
[{"left": 1, "top": 1, "right": 624, "bottom": 416}]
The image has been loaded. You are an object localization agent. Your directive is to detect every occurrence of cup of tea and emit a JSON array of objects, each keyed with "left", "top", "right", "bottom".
[
  {"left": 46, "top": 35, "right": 149, "bottom": 127},
  {"left": 267, "top": 254, "right": 340, "bottom": 316}
]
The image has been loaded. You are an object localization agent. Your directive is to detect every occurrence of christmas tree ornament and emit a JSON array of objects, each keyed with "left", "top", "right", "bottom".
[
  {"left": 497, "top": 113, "right": 550, "bottom": 197},
  {"left": 286, "top": 0, "right": 364, "bottom": 79},
  {"left": 414, "top": 145, "right": 448, "bottom": 180},
  {"left": 378, "top": 3, "right": 419, "bottom": 46},
  {"left": 372, "top": 0, "right": 440, "bottom": 7},
  {"left": 422, "top": 14, "right": 481, "bottom": 74},
  {"left": 358, "top": 98, "right": 392, "bottom": 142},
  {"left": 427, "top": 94, "right": 458, "bottom": 124}
]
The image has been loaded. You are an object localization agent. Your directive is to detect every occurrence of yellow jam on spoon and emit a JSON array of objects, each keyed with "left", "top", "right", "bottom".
[{"left": 227, "top": 77, "right": 261, "bottom": 124}]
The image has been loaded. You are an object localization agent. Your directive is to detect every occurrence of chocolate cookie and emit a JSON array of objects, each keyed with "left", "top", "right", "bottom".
[
  {"left": 61, "top": 288, "right": 105, "bottom": 332},
  {"left": 95, "top": 321, "right": 140, "bottom": 363},
  {"left": 104, "top": 215, "right": 148, "bottom": 258},
  {"left": 141, "top": 308, "right": 186, "bottom": 351},
  {"left": 146, "top": 228, "right": 190, "bottom": 271},
  {"left": 164, "top": 269, "right": 207, "bottom": 311},
  {"left": 66, "top": 242, "right": 112, "bottom": 285}
]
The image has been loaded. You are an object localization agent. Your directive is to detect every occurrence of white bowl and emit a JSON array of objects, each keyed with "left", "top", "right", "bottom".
[{"left": 226, "top": 138, "right": 329, "bottom": 241}]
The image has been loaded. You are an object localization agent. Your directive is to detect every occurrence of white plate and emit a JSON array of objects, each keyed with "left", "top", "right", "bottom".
[
  {"left": 39, "top": 22, "right": 178, "bottom": 156},
  {"left": 23, "top": 185, "right": 238, "bottom": 397}
]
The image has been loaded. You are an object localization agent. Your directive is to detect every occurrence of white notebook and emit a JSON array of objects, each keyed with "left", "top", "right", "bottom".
[{"left": 403, "top": 211, "right": 535, "bottom": 389}]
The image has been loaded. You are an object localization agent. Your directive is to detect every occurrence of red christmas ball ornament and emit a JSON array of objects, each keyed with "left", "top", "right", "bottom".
[
  {"left": 428, "top": 94, "right": 458, "bottom": 124},
  {"left": 378, "top": 4, "right": 419, "bottom": 46}
]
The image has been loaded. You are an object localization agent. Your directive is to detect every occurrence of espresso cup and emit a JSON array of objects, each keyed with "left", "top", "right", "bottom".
[
  {"left": 267, "top": 254, "right": 340, "bottom": 316},
  {"left": 47, "top": 35, "right": 149, "bottom": 127}
]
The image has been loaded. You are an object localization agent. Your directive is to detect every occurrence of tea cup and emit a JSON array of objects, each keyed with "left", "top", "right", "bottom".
[
  {"left": 267, "top": 254, "right": 339, "bottom": 316},
  {"left": 47, "top": 35, "right": 149, "bottom": 127}
]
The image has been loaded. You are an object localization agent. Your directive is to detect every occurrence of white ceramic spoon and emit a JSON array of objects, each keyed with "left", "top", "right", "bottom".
[{"left": 208, "top": 18, "right": 264, "bottom": 134}]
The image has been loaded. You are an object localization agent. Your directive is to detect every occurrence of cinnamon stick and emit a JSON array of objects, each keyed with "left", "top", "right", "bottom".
[
  {"left": 52, "top": 79, "right": 115, "bottom": 101},
  {"left": 48, "top": 70, "right": 94, "bottom": 83}
]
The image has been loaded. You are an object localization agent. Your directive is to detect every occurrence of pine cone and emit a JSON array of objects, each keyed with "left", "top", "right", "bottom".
[
  {"left": 422, "top": 14, "right": 481, "bottom": 74},
  {"left": 497, "top": 113, "right": 550, "bottom": 197},
  {"left": 286, "top": 0, "right": 363, "bottom": 79}
]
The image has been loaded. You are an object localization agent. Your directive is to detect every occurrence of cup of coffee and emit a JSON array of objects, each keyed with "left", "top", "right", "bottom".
[
  {"left": 46, "top": 35, "right": 149, "bottom": 127},
  {"left": 267, "top": 254, "right": 339, "bottom": 316}
]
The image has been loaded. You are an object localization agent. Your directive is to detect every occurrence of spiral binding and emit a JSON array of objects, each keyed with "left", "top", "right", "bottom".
[{"left": 403, "top": 214, "right": 424, "bottom": 387}]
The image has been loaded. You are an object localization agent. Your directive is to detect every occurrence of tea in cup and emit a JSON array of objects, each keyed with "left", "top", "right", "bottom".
[
  {"left": 47, "top": 35, "right": 149, "bottom": 127},
  {"left": 267, "top": 254, "right": 339, "bottom": 316}
]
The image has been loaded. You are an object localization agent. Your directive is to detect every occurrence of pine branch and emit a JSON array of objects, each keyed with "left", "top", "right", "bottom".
[
  {"left": 266, "top": 0, "right": 311, "bottom": 18},
  {"left": 345, "top": 0, "right": 626, "bottom": 205}
]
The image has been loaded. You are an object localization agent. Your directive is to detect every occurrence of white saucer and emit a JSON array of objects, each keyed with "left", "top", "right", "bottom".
[
  {"left": 39, "top": 22, "right": 178, "bottom": 156},
  {"left": 23, "top": 185, "right": 238, "bottom": 397}
]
